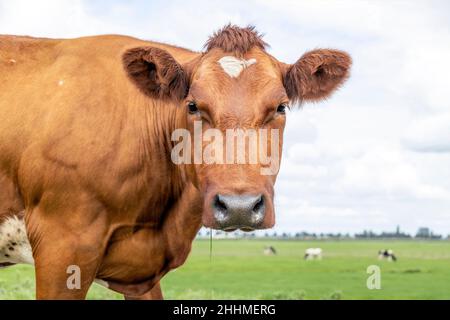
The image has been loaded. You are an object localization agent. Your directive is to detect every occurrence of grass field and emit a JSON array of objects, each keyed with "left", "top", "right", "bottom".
[{"left": 1, "top": 239, "right": 449, "bottom": 300}]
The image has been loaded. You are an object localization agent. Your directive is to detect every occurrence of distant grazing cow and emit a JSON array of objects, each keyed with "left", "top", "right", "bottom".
[
  {"left": 304, "top": 248, "right": 323, "bottom": 260},
  {"left": 264, "top": 246, "right": 277, "bottom": 256},
  {"left": 378, "top": 249, "right": 397, "bottom": 262},
  {"left": 0, "top": 24, "right": 350, "bottom": 299}
]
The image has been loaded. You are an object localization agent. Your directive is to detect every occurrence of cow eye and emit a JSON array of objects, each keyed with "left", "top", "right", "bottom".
[
  {"left": 187, "top": 102, "right": 199, "bottom": 114},
  {"left": 276, "top": 104, "right": 288, "bottom": 114}
]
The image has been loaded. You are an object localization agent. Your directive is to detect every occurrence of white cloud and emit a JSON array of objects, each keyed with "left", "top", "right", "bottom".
[
  {"left": 0, "top": 0, "right": 110, "bottom": 37},
  {"left": 403, "top": 113, "right": 450, "bottom": 153},
  {"left": 339, "top": 145, "right": 449, "bottom": 200}
]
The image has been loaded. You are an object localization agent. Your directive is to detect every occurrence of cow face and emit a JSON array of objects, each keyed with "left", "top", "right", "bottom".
[{"left": 123, "top": 25, "right": 351, "bottom": 232}]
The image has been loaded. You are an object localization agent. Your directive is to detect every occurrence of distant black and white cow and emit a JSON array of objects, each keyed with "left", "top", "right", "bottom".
[
  {"left": 378, "top": 249, "right": 397, "bottom": 262},
  {"left": 264, "top": 246, "right": 277, "bottom": 256},
  {"left": 304, "top": 248, "right": 322, "bottom": 260}
]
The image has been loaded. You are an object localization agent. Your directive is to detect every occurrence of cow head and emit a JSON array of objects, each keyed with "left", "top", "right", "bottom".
[{"left": 123, "top": 25, "right": 351, "bottom": 232}]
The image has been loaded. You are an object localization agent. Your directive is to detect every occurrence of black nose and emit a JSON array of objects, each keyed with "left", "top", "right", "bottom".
[{"left": 212, "top": 194, "right": 266, "bottom": 231}]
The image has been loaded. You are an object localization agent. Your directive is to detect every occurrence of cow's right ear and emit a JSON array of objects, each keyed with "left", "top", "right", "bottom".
[{"left": 122, "top": 47, "right": 188, "bottom": 101}]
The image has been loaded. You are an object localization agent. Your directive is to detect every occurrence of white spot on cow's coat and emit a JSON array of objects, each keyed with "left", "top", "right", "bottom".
[
  {"left": 9, "top": 59, "right": 17, "bottom": 64},
  {"left": 58, "top": 80, "right": 65, "bottom": 86},
  {"left": 94, "top": 279, "right": 110, "bottom": 288},
  {"left": 0, "top": 216, "right": 34, "bottom": 265},
  {"left": 218, "top": 56, "right": 257, "bottom": 78}
]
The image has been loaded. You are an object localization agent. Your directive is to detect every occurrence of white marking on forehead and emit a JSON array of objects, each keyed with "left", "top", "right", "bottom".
[
  {"left": 58, "top": 79, "right": 65, "bottom": 86},
  {"left": 0, "top": 216, "right": 34, "bottom": 265},
  {"left": 218, "top": 56, "right": 257, "bottom": 78}
]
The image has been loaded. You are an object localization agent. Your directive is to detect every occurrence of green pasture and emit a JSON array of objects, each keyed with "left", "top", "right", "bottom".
[{"left": 1, "top": 239, "right": 449, "bottom": 299}]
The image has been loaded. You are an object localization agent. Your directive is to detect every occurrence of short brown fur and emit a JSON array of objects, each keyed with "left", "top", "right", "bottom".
[
  {"left": 204, "top": 24, "right": 268, "bottom": 56},
  {"left": 0, "top": 26, "right": 350, "bottom": 299}
]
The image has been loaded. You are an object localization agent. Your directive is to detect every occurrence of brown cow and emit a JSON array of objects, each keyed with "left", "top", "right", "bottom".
[{"left": 0, "top": 25, "right": 351, "bottom": 299}]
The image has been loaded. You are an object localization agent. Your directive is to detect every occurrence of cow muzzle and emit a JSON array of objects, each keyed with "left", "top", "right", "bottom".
[{"left": 211, "top": 194, "right": 266, "bottom": 231}]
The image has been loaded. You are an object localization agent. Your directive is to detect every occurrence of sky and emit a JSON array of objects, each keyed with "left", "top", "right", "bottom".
[{"left": 1, "top": 0, "right": 449, "bottom": 235}]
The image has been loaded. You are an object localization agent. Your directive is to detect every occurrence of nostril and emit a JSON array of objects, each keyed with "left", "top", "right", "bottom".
[
  {"left": 252, "top": 195, "right": 265, "bottom": 213},
  {"left": 212, "top": 194, "right": 267, "bottom": 230},
  {"left": 214, "top": 195, "right": 228, "bottom": 212}
]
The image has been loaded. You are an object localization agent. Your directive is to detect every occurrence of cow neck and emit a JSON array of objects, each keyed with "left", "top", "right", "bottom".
[
  {"left": 141, "top": 100, "right": 202, "bottom": 247},
  {"left": 161, "top": 182, "right": 203, "bottom": 267},
  {"left": 138, "top": 99, "right": 186, "bottom": 198},
  {"left": 163, "top": 104, "right": 202, "bottom": 249}
]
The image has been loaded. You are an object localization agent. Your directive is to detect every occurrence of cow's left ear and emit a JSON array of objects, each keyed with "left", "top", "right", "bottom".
[
  {"left": 123, "top": 46, "right": 189, "bottom": 101},
  {"left": 283, "top": 49, "right": 351, "bottom": 103}
]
